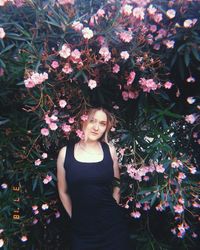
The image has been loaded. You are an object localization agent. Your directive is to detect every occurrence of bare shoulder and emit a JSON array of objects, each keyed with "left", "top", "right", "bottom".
[
  {"left": 107, "top": 142, "right": 118, "bottom": 160},
  {"left": 57, "top": 146, "right": 67, "bottom": 167}
]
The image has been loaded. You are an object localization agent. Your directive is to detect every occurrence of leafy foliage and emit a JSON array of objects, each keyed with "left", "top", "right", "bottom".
[{"left": 0, "top": 0, "right": 199, "bottom": 249}]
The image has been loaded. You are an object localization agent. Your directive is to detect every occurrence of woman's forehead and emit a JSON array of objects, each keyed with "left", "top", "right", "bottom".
[{"left": 89, "top": 110, "right": 107, "bottom": 121}]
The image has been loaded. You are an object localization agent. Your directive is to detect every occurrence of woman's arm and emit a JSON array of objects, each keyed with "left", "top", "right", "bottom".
[
  {"left": 109, "top": 144, "right": 121, "bottom": 204},
  {"left": 57, "top": 146, "right": 72, "bottom": 218}
]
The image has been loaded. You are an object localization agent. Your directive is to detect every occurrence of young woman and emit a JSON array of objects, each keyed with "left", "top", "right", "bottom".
[{"left": 57, "top": 108, "right": 131, "bottom": 250}]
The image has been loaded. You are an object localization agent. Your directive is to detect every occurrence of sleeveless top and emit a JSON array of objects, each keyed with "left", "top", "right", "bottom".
[{"left": 63, "top": 141, "right": 131, "bottom": 250}]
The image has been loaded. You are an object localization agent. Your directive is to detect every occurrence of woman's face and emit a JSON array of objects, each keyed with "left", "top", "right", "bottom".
[{"left": 83, "top": 110, "right": 108, "bottom": 142}]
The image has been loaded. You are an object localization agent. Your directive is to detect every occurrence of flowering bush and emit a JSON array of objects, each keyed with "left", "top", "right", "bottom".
[{"left": 0, "top": 0, "right": 199, "bottom": 249}]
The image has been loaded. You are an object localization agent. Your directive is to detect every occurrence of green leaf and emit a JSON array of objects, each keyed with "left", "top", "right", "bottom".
[
  {"left": 139, "top": 193, "right": 155, "bottom": 203},
  {"left": 138, "top": 186, "right": 160, "bottom": 195},
  {"left": 184, "top": 49, "right": 190, "bottom": 66},
  {"left": 32, "top": 177, "right": 38, "bottom": 191},
  {"left": 192, "top": 47, "right": 200, "bottom": 61},
  {"left": 0, "top": 44, "right": 15, "bottom": 55},
  {"left": 150, "top": 193, "right": 157, "bottom": 206}
]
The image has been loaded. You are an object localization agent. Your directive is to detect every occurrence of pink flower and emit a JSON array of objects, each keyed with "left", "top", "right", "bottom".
[
  {"left": 41, "top": 203, "right": 49, "bottom": 210},
  {"left": 186, "top": 76, "right": 195, "bottom": 83},
  {"left": 62, "top": 123, "right": 71, "bottom": 133},
  {"left": 164, "top": 81, "right": 173, "bottom": 89},
  {"left": 128, "top": 91, "right": 139, "bottom": 99},
  {"left": 31, "top": 72, "right": 48, "bottom": 85},
  {"left": 136, "top": 202, "right": 141, "bottom": 209},
  {"left": 62, "top": 63, "right": 73, "bottom": 74},
  {"left": 183, "top": 19, "right": 193, "bottom": 28},
  {"left": 121, "top": 4, "right": 132, "bottom": 16},
  {"left": 51, "top": 61, "right": 59, "bottom": 69},
  {"left": 185, "top": 114, "right": 196, "bottom": 124},
  {"left": 59, "top": 44, "right": 71, "bottom": 58},
  {"left": 43, "top": 175, "right": 52, "bottom": 184},
  {"left": 44, "top": 114, "right": 51, "bottom": 124},
  {"left": 13, "top": 0, "right": 25, "bottom": 8},
  {"left": 149, "top": 25, "right": 157, "bottom": 33},
  {"left": 21, "top": 235, "right": 28, "bottom": 242},
  {"left": 187, "top": 97, "right": 195, "bottom": 104},
  {"left": 165, "top": 40, "right": 175, "bottom": 49},
  {"left": 153, "top": 44, "right": 160, "bottom": 50},
  {"left": 119, "top": 31, "right": 133, "bottom": 43},
  {"left": 189, "top": 166, "right": 196, "bottom": 174},
  {"left": 55, "top": 211, "right": 61, "bottom": 218},
  {"left": 132, "top": 7, "right": 145, "bottom": 20},
  {"left": 32, "top": 218, "right": 38, "bottom": 224},
  {"left": 155, "top": 164, "right": 165, "bottom": 173},
  {"left": 122, "top": 91, "right": 129, "bottom": 101},
  {"left": 192, "top": 201, "right": 200, "bottom": 208},
  {"left": 192, "top": 232, "right": 198, "bottom": 238},
  {"left": 97, "top": 36, "right": 105, "bottom": 46},
  {"left": 177, "top": 172, "right": 186, "bottom": 181},
  {"left": 59, "top": 99, "right": 67, "bottom": 108},
  {"left": 76, "top": 129, "right": 84, "bottom": 139},
  {"left": 112, "top": 64, "right": 120, "bottom": 73},
  {"left": 173, "top": 204, "right": 184, "bottom": 214},
  {"left": 171, "top": 228, "right": 176, "bottom": 235},
  {"left": 50, "top": 114, "right": 58, "bottom": 121},
  {"left": 177, "top": 225, "right": 186, "bottom": 238},
  {"left": 58, "top": 0, "right": 74, "bottom": 5},
  {"left": 32, "top": 205, "right": 38, "bottom": 211},
  {"left": 99, "top": 47, "right": 111, "bottom": 62},
  {"left": 68, "top": 117, "right": 75, "bottom": 124},
  {"left": 0, "top": 27, "right": 5, "bottom": 39},
  {"left": 166, "top": 9, "right": 176, "bottom": 19},
  {"left": 24, "top": 72, "right": 48, "bottom": 88},
  {"left": 139, "top": 78, "right": 158, "bottom": 92},
  {"left": 71, "top": 49, "right": 81, "bottom": 59},
  {"left": 153, "top": 13, "right": 163, "bottom": 23},
  {"left": 178, "top": 197, "right": 185, "bottom": 205},
  {"left": 42, "top": 153, "right": 48, "bottom": 159},
  {"left": 88, "top": 79, "right": 97, "bottom": 89},
  {"left": 171, "top": 161, "right": 179, "bottom": 168},
  {"left": 97, "top": 9, "right": 105, "bottom": 17},
  {"left": 49, "top": 123, "right": 58, "bottom": 131},
  {"left": 0, "top": 68, "right": 4, "bottom": 77},
  {"left": 89, "top": 15, "right": 97, "bottom": 27},
  {"left": 143, "top": 176, "right": 149, "bottom": 181},
  {"left": 131, "top": 211, "right": 141, "bottom": 218},
  {"left": 147, "top": 4, "right": 157, "bottom": 15},
  {"left": 82, "top": 27, "right": 94, "bottom": 39},
  {"left": 33, "top": 209, "right": 39, "bottom": 215},
  {"left": 81, "top": 114, "right": 88, "bottom": 121},
  {"left": 34, "top": 159, "right": 41, "bottom": 166},
  {"left": 155, "top": 203, "right": 164, "bottom": 212},
  {"left": 143, "top": 202, "right": 150, "bottom": 211},
  {"left": 120, "top": 51, "right": 129, "bottom": 60},
  {"left": 72, "top": 21, "right": 83, "bottom": 31},
  {"left": 127, "top": 71, "right": 136, "bottom": 85}
]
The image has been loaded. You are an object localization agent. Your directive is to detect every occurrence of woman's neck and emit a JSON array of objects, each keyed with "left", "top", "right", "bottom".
[{"left": 79, "top": 140, "right": 100, "bottom": 148}]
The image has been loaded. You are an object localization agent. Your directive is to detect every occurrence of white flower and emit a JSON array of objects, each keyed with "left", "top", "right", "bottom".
[
  {"left": 0, "top": 239, "right": 4, "bottom": 247},
  {"left": 41, "top": 203, "right": 49, "bottom": 210},
  {"left": 82, "top": 27, "right": 94, "bottom": 39},
  {"left": 88, "top": 79, "right": 97, "bottom": 89}
]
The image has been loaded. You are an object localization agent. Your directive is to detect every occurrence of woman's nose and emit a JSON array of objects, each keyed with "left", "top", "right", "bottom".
[{"left": 93, "top": 122, "right": 99, "bottom": 130}]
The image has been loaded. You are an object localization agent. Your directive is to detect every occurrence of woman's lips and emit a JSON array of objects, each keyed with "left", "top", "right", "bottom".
[{"left": 91, "top": 131, "right": 98, "bottom": 135}]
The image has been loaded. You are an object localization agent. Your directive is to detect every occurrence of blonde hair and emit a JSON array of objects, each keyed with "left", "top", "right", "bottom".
[{"left": 80, "top": 108, "right": 116, "bottom": 143}]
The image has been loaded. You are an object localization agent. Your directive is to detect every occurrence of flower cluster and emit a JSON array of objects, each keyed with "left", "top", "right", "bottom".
[{"left": 24, "top": 72, "right": 48, "bottom": 88}]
